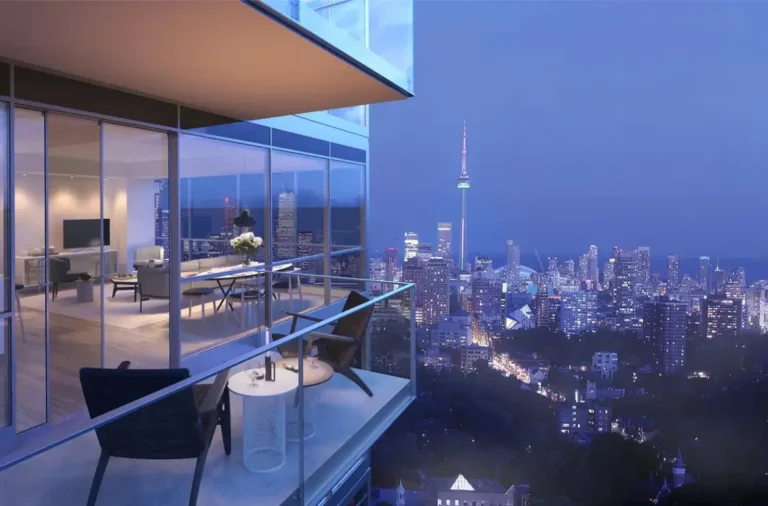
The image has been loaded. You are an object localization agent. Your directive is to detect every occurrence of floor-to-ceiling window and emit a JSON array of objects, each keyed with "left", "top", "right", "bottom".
[
  {"left": 13, "top": 107, "right": 46, "bottom": 432},
  {"left": 0, "top": 103, "right": 8, "bottom": 432}
]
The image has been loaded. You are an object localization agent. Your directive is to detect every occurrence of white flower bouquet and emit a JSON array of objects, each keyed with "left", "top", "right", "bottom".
[{"left": 230, "top": 232, "right": 263, "bottom": 255}]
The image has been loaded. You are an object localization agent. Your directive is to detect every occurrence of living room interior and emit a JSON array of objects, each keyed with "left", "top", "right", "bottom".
[{"left": 10, "top": 110, "right": 340, "bottom": 431}]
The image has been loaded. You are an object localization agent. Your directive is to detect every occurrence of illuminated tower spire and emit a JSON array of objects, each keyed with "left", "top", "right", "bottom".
[{"left": 457, "top": 119, "right": 471, "bottom": 271}]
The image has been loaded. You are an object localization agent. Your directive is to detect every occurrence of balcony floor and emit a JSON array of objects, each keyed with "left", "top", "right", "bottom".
[{"left": 0, "top": 368, "right": 411, "bottom": 506}]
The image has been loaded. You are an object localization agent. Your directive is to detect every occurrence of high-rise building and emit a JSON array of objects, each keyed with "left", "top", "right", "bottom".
[
  {"left": 616, "top": 249, "right": 640, "bottom": 331},
  {"left": 563, "top": 259, "right": 576, "bottom": 279},
  {"left": 699, "top": 256, "right": 711, "bottom": 293},
  {"left": 587, "top": 245, "right": 599, "bottom": 282},
  {"left": 403, "top": 232, "right": 419, "bottom": 261},
  {"left": 471, "top": 276, "right": 503, "bottom": 325},
  {"left": 667, "top": 254, "right": 679, "bottom": 289},
  {"left": 402, "top": 257, "right": 426, "bottom": 325},
  {"left": 637, "top": 246, "right": 651, "bottom": 284},
  {"left": 603, "top": 258, "right": 616, "bottom": 288},
  {"left": 533, "top": 285, "right": 560, "bottom": 331},
  {"left": 296, "top": 230, "right": 314, "bottom": 270},
  {"left": 474, "top": 255, "right": 493, "bottom": 273},
  {"left": 369, "top": 258, "right": 387, "bottom": 296},
  {"left": 275, "top": 191, "right": 297, "bottom": 259},
  {"left": 547, "top": 257, "right": 558, "bottom": 273},
  {"left": 578, "top": 254, "right": 589, "bottom": 282},
  {"left": 702, "top": 294, "right": 742, "bottom": 339},
  {"left": 560, "top": 291, "right": 598, "bottom": 336},
  {"left": 643, "top": 297, "right": 687, "bottom": 375},
  {"left": 384, "top": 247, "right": 398, "bottom": 282},
  {"left": 437, "top": 222, "right": 452, "bottom": 262},
  {"left": 506, "top": 240, "right": 521, "bottom": 284},
  {"left": 423, "top": 257, "right": 451, "bottom": 325},
  {"left": 417, "top": 243, "right": 433, "bottom": 264},
  {"left": 457, "top": 120, "right": 471, "bottom": 271}
]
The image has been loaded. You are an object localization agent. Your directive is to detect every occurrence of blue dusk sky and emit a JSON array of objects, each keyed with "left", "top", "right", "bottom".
[{"left": 369, "top": 1, "right": 768, "bottom": 259}]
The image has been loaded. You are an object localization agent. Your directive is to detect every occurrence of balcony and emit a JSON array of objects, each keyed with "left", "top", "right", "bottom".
[{"left": 0, "top": 274, "right": 416, "bottom": 506}]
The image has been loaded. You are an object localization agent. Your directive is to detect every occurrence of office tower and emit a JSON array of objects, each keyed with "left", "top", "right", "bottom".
[
  {"left": 402, "top": 257, "right": 426, "bottom": 325},
  {"left": 369, "top": 258, "right": 387, "bottom": 296},
  {"left": 384, "top": 247, "right": 398, "bottom": 282},
  {"left": 637, "top": 246, "right": 651, "bottom": 284},
  {"left": 578, "top": 254, "right": 589, "bottom": 282},
  {"left": 457, "top": 120, "right": 470, "bottom": 271},
  {"left": 667, "top": 254, "right": 679, "bottom": 289},
  {"left": 474, "top": 255, "right": 493, "bottom": 273},
  {"left": 734, "top": 267, "right": 747, "bottom": 287},
  {"left": 699, "top": 256, "right": 711, "bottom": 293},
  {"left": 154, "top": 179, "right": 170, "bottom": 256},
  {"left": 437, "top": 222, "right": 452, "bottom": 262},
  {"left": 643, "top": 297, "right": 687, "bottom": 375},
  {"left": 222, "top": 196, "right": 238, "bottom": 236},
  {"left": 547, "top": 257, "right": 558, "bottom": 273},
  {"left": 560, "top": 291, "right": 598, "bottom": 336},
  {"left": 563, "top": 259, "right": 575, "bottom": 279},
  {"left": 587, "top": 245, "right": 599, "bottom": 282},
  {"left": 592, "top": 352, "right": 618, "bottom": 379},
  {"left": 275, "top": 191, "right": 297, "bottom": 259},
  {"left": 417, "top": 243, "right": 433, "bottom": 264},
  {"left": 702, "top": 294, "right": 742, "bottom": 339},
  {"left": 714, "top": 265, "right": 726, "bottom": 293},
  {"left": 423, "top": 257, "right": 451, "bottom": 325},
  {"left": 296, "top": 230, "right": 314, "bottom": 270},
  {"left": 603, "top": 258, "right": 616, "bottom": 288},
  {"left": 403, "top": 231, "right": 418, "bottom": 261},
  {"left": 533, "top": 285, "right": 560, "bottom": 331},
  {"left": 506, "top": 240, "right": 521, "bottom": 284}
]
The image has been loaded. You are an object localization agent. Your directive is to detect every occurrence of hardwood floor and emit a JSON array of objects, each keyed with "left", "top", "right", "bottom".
[{"left": 9, "top": 283, "right": 335, "bottom": 432}]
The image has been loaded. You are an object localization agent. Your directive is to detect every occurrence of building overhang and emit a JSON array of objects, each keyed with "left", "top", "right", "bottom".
[{"left": 0, "top": 0, "right": 409, "bottom": 121}]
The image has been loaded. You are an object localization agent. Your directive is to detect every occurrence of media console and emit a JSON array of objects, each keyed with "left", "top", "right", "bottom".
[{"left": 15, "top": 248, "right": 119, "bottom": 287}]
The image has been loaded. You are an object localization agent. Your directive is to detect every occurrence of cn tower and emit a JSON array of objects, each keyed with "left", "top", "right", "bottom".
[{"left": 457, "top": 119, "right": 470, "bottom": 271}]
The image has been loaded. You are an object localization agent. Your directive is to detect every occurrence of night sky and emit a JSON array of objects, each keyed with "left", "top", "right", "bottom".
[{"left": 369, "top": 1, "right": 768, "bottom": 260}]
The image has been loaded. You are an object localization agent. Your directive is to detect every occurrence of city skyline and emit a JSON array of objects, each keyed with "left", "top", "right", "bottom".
[{"left": 369, "top": 1, "right": 768, "bottom": 257}]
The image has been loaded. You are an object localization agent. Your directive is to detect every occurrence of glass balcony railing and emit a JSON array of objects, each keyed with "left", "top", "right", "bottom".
[{"left": 0, "top": 274, "right": 416, "bottom": 506}]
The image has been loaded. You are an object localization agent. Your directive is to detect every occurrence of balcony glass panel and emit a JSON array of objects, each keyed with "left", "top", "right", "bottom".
[
  {"left": 331, "top": 159, "right": 365, "bottom": 250},
  {"left": 0, "top": 276, "right": 416, "bottom": 506},
  {"left": 179, "top": 134, "right": 270, "bottom": 356},
  {"left": 271, "top": 150, "right": 326, "bottom": 263}
]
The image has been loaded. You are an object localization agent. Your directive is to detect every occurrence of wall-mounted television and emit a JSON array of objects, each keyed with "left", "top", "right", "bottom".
[{"left": 63, "top": 219, "right": 110, "bottom": 249}]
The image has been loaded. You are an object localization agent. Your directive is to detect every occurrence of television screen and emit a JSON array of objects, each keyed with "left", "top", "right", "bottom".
[{"left": 63, "top": 219, "right": 110, "bottom": 249}]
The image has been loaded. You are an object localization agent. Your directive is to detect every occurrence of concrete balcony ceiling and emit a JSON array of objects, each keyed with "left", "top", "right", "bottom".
[{"left": 0, "top": 0, "right": 408, "bottom": 120}]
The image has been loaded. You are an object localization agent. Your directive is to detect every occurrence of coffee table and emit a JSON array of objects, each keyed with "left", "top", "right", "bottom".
[
  {"left": 110, "top": 275, "right": 138, "bottom": 302},
  {"left": 228, "top": 367, "right": 299, "bottom": 473},
  {"left": 276, "top": 357, "right": 334, "bottom": 441}
]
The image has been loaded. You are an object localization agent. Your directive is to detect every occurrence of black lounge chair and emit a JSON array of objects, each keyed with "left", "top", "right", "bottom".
[
  {"left": 273, "top": 291, "right": 375, "bottom": 397},
  {"left": 79, "top": 361, "right": 231, "bottom": 506}
]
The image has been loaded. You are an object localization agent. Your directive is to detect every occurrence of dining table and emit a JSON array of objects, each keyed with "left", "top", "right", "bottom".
[{"left": 181, "top": 262, "right": 294, "bottom": 312}]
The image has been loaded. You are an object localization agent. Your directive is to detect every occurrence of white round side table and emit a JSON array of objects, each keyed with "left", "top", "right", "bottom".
[
  {"left": 276, "top": 357, "right": 334, "bottom": 441},
  {"left": 228, "top": 368, "right": 299, "bottom": 473}
]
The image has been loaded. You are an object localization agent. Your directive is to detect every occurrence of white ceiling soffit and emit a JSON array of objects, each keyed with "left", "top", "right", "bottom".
[{"left": 0, "top": 0, "right": 407, "bottom": 120}]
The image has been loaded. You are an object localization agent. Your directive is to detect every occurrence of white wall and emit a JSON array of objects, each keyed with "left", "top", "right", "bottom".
[{"left": 14, "top": 174, "right": 154, "bottom": 274}]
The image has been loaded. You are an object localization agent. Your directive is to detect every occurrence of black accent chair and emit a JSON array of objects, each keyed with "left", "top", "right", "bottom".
[
  {"left": 79, "top": 361, "right": 231, "bottom": 506},
  {"left": 49, "top": 257, "right": 87, "bottom": 301},
  {"left": 273, "top": 291, "right": 375, "bottom": 397}
]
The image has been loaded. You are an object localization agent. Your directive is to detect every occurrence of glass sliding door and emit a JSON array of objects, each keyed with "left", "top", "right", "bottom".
[
  {"left": 102, "top": 123, "right": 169, "bottom": 368},
  {"left": 0, "top": 103, "right": 8, "bottom": 435},
  {"left": 13, "top": 107, "right": 47, "bottom": 432},
  {"left": 46, "top": 113, "right": 102, "bottom": 422}
]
